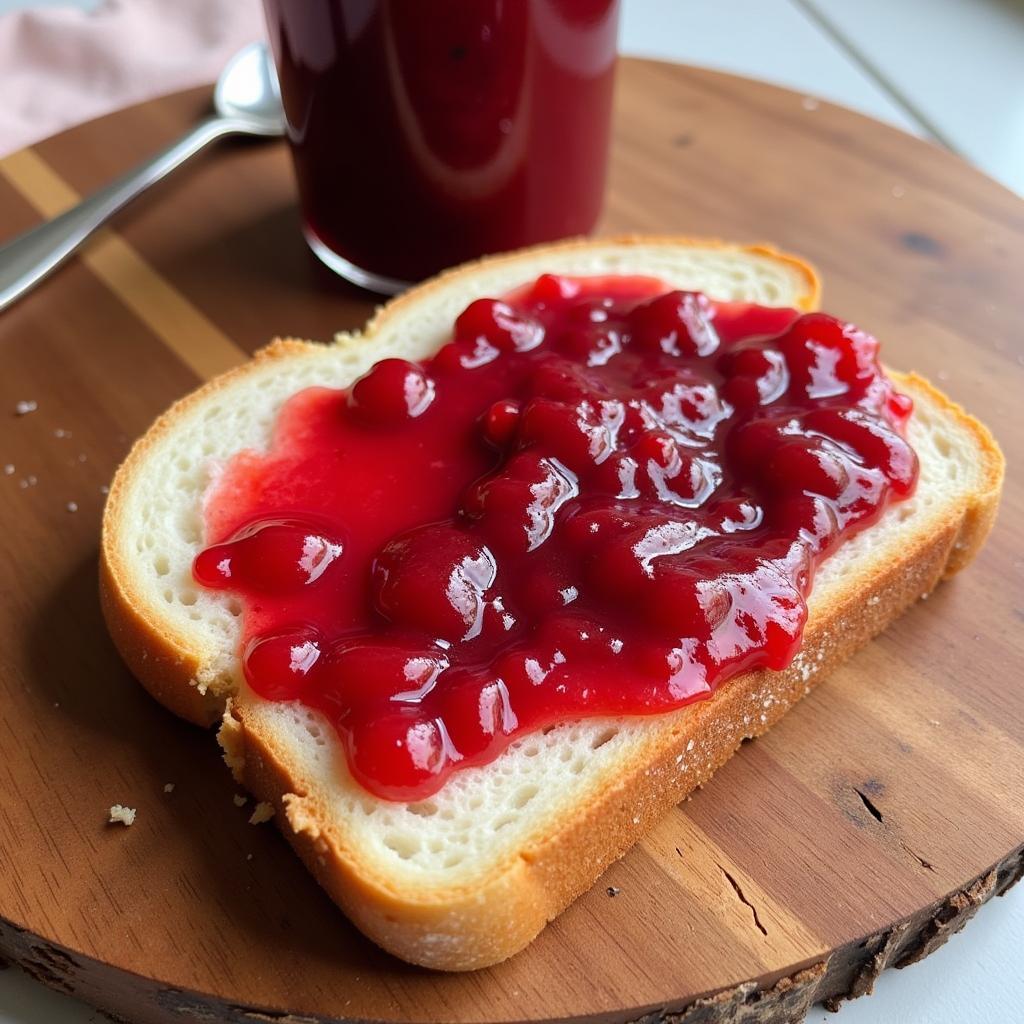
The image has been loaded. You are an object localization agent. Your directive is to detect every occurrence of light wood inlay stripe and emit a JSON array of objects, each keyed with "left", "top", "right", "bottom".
[{"left": 0, "top": 148, "right": 246, "bottom": 380}]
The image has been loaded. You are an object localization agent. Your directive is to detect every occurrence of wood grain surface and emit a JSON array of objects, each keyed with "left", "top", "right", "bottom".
[{"left": 0, "top": 59, "right": 1022, "bottom": 1024}]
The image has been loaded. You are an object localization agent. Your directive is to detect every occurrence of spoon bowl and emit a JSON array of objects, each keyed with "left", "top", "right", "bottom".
[{"left": 214, "top": 42, "right": 285, "bottom": 137}]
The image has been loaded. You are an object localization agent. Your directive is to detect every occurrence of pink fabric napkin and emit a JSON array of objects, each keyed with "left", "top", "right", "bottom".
[{"left": 0, "top": 0, "right": 263, "bottom": 158}]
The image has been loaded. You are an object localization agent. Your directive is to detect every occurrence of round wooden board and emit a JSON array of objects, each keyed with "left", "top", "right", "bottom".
[{"left": 1, "top": 59, "right": 1022, "bottom": 1024}]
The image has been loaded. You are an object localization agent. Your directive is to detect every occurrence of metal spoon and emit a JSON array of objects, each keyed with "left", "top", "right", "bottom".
[{"left": 0, "top": 42, "right": 284, "bottom": 313}]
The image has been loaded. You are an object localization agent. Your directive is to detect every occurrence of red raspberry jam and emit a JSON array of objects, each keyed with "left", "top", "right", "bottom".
[{"left": 194, "top": 276, "right": 917, "bottom": 801}]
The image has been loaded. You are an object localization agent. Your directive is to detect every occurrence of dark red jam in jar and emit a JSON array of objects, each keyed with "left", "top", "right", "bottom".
[
  {"left": 262, "top": 0, "right": 619, "bottom": 283},
  {"left": 194, "top": 276, "right": 918, "bottom": 801}
]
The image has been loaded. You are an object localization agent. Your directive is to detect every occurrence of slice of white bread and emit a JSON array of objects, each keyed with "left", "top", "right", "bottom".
[{"left": 100, "top": 236, "right": 1003, "bottom": 971}]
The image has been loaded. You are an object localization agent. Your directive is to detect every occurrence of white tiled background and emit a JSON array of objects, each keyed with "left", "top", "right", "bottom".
[{"left": 1, "top": 1, "right": 1021, "bottom": 1022}]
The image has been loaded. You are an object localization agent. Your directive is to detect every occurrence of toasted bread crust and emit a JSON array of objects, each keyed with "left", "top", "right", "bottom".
[
  {"left": 893, "top": 374, "right": 1004, "bottom": 576},
  {"left": 99, "top": 338, "right": 320, "bottom": 726},
  {"left": 98, "top": 238, "right": 1004, "bottom": 970}
]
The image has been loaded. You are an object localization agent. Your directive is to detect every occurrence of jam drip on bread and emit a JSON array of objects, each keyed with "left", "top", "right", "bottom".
[{"left": 194, "top": 275, "right": 918, "bottom": 800}]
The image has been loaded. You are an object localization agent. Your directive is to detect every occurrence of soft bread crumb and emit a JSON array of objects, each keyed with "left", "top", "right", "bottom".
[
  {"left": 163, "top": 783, "right": 175, "bottom": 793},
  {"left": 108, "top": 804, "right": 136, "bottom": 826},
  {"left": 249, "top": 801, "right": 274, "bottom": 825},
  {"left": 233, "top": 794, "right": 248, "bottom": 807}
]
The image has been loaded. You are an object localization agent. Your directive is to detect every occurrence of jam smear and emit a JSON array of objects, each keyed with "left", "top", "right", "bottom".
[{"left": 194, "top": 275, "right": 918, "bottom": 801}]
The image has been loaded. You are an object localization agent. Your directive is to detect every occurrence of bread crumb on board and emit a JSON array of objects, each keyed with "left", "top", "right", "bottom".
[
  {"left": 249, "top": 801, "right": 274, "bottom": 825},
  {"left": 233, "top": 793, "right": 248, "bottom": 807},
  {"left": 163, "top": 783, "right": 175, "bottom": 793},
  {"left": 108, "top": 804, "right": 136, "bottom": 826}
]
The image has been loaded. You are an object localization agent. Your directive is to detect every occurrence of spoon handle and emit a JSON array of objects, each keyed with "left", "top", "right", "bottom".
[{"left": 0, "top": 115, "right": 240, "bottom": 313}]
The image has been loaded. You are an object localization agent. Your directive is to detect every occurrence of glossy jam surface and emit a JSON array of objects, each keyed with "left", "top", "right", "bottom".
[
  {"left": 262, "top": 0, "right": 619, "bottom": 282},
  {"left": 195, "top": 276, "right": 918, "bottom": 800}
]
